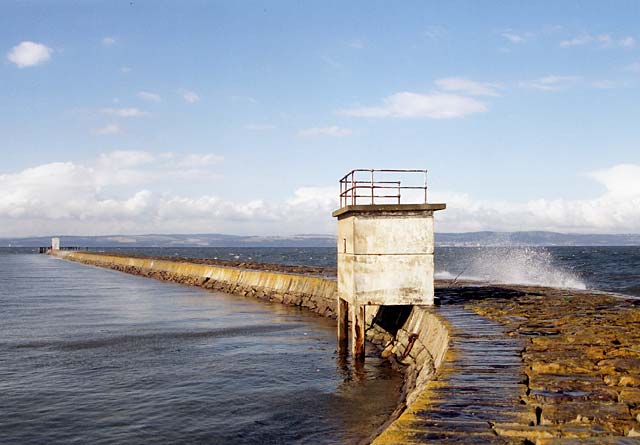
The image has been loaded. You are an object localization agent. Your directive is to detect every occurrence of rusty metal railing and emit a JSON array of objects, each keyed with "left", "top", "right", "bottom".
[{"left": 339, "top": 169, "right": 428, "bottom": 207}]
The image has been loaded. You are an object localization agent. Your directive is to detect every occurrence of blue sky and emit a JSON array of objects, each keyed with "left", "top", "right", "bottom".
[{"left": 1, "top": 1, "right": 640, "bottom": 236}]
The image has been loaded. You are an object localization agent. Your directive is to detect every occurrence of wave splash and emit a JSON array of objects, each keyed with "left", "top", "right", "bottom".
[{"left": 436, "top": 247, "right": 587, "bottom": 290}]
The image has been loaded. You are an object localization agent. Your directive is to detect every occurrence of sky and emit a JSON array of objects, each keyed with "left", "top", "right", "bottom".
[{"left": 1, "top": 0, "right": 640, "bottom": 237}]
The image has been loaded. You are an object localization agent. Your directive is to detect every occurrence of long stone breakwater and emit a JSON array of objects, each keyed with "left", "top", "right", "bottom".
[{"left": 51, "top": 251, "right": 640, "bottom": 444}]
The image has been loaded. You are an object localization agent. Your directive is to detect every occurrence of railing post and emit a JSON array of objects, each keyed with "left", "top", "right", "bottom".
[
  {"left": 370, "top": 169, "right": 374, "bottom": 205},
  {"left": 351, "top": 171, "right": 354, "bottom": 205},
  {"left": 424, "top": 170, "right": 428, "bottom": 203}
]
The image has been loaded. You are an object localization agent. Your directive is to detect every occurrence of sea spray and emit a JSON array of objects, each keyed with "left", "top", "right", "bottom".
[{"left": 436, "top": 246, "right": 587, "bottom": 290}]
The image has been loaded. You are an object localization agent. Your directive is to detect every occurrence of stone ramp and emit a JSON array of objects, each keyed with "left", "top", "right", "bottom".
[{"left": 373, "top": 305, "right": 529, "bottom": 444}]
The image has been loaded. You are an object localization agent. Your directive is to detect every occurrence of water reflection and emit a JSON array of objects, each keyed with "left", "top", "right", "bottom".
[{"left": 0, "top": 254, "right": 402, "bottom": 445}]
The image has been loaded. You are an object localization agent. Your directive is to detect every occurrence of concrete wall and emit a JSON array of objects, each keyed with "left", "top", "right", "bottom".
[
  {"left": 50, "top": 251, "right": 451, "bottom": 443},
  {"left": 52, "top": 251, "right": 337, "bottom": 317},
  {"left": 337, "top": 210, "right": 436, "bottom": 306},
  {"left": 367, "top": 306, "right": 450, "bottom": 406}
]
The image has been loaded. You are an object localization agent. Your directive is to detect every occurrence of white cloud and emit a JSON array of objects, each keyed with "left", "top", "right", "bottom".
[
  {"left": 102, "top": 36, "right": 116, "bottom": 46},
  {"left": 137, "top": 91, "right": 161, "bottom": 102},
  {"left": 339, "top": 92, "right": 487, "bottom": 119},
  {"left": 347, "top": 39, "right": 364, "bottom": 49},
  {"left": 433, "top": 164, "right": 640, "bottom": 233},
  {"left": 502, "top": 32, "right": 526, "bottom": 44},
  {"left": 297, "top": 126, "right": 353, "bottom": 137},
  {"left": 92, "top": 124, "right": 123, "bottom": 136},
  {"left": 100, "top": 107, "right": 150, "bottom": 118},
  {"left": 1, "top": 156, "right": 640, "bottom": 236},
  {"left": 598, "top": 34, "right": 615, "bottom": 46},
  {"left": 6, "top": 41, "right": 52, "bottom": 68},
  {"left": 435, "top": 77, "right": 500, "bottom": 96},
  {"left": 588, "top": 164, "right": 640, "bottom": 198},
  {"left": 161, "top": 153, "right": 224, "bottom": 168},
  {"left": 0, "top": 151, "right": 335, "bottom": 236},
  {"left": 180, "top": 89, "right": 200, "bottom": 103},
  {"left": 590, "top": 80, "right": 623, "bottom": 89},
  {"left": 422, "top": 25, "right": 447, "bottom": 41},
  {"left": 120, "top": 66, "right": 132, "bottom": 74},
  {"left": 321, "top": 55, "right": 342, "bottom": 69},
  {"left": 286, "top": 186, "right": 336, "bottom": 207},
  {"left": 96, "top": 150, "right": 155, "bottom": 170},
  {"left": 560, "top": 33, "right": 636, "bottom": 49},
  {"left": 619, "top": 36, "right": 636, "bottom": 48},
  {"left": 519, "top": 75, "right": 579, "bottom": 91},
  {"left": 244, "top": 124, "right": 276, "bottom": 131},
  {"left": 560, "top": 35, "right": 593, "bottom": 48}
]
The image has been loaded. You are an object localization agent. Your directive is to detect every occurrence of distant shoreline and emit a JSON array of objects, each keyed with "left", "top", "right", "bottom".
[{"left": 2, "top": 230, "right": 640, "bottom": 247}]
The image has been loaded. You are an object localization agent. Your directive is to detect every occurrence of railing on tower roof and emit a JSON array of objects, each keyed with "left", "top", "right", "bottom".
[{"left": 338, "top": 169, "right": 428, "bottom": 208}]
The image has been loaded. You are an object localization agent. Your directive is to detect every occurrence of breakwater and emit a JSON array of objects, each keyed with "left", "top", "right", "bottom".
[
  {"left": 51, "top": 251, "right": 338, "bottom": 317},
  {"left": 50, "top": 251, "right": 452, "bottom": 439},
  {"left": 51, "top": 250, "right": 640, "bottom": 443}
]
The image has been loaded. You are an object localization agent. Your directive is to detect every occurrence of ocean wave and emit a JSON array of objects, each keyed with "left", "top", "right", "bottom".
[{"left": 436, "top": 247, "right": 587, "bottom": 290}]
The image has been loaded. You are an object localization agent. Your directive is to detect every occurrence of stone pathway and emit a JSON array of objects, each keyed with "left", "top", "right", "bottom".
[
  {"left": 374, "top": 302, "right": 529, "bottom": 444},
  {"left": 373, "top": 289, "right": 640, "bottom": 444},
  {"left": 467, "top": 286, "right": 640, "bottom": 444}
]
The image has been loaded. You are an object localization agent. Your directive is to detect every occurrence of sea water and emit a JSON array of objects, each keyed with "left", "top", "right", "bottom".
[
  {"left": 49, "top": 245, "right": 640, "bottom": 297},
  {"left": 0, "top": 254, "right": 402, "bottom": 444}
]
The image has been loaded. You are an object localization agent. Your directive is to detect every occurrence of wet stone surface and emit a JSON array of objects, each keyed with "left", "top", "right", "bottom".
[
  {"left": 447, "top": 283, "right": 640, "bottom": 443},
  {"left": 373, "top": 301, "right": 529, "bottom": 444},
  {"left": 376, "top": 284, "right": 640, "bottom": 444}
]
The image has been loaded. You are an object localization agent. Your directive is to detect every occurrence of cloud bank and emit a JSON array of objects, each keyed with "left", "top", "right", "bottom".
[
  {"left": 0, "top": 153, "right": 639, "bottom": 237},
  {"left": 432, "top": 164, "right": 640, "bottom": 233},
  {"left": 0, "top": 151, "right": 334, "bottom": 237}
]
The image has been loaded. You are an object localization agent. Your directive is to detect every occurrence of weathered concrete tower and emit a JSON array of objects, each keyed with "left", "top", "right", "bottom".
[
  {"left": 332, "top": 169, "right": 445, "bottom": 360},
  {"left": 51, "top": 237, "right": 60, "bottom": 251}
]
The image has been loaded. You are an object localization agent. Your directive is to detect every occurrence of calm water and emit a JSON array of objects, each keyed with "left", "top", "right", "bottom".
[
  {"left": 57, "top": 245, "right": 640, "bottom": 297},
  {"left": 0, "top": 254, "right": 402, "bottom": 444}
]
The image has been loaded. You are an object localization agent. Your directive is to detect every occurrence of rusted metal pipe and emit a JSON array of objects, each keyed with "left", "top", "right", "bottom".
[{"left": 401, "top": 333, "right": 420, "bottom": 360}]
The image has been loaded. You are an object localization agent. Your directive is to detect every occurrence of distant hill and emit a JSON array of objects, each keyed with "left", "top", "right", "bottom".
[
  {"left": 0, "top": 233, "right": 336, "bottom": 248},
  {"left": 1, "top": 231, "right": 639, "bottom": 248}
]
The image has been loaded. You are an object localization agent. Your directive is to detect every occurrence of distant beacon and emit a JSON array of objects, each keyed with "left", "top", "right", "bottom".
[
  {"left": 332, "top": 169, "right": 446, "bottom": 360},
  {"left": 51, "top": 237, "right": 60, "bottom": 251}
]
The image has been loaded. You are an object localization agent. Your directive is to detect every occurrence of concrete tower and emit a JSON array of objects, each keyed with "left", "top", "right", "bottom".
[
  {"left": 51, "top": 237, "right": 61, "bottom": 251},
  {"left": 332, "top": 169, "right": 445, "bottom": 360}
]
